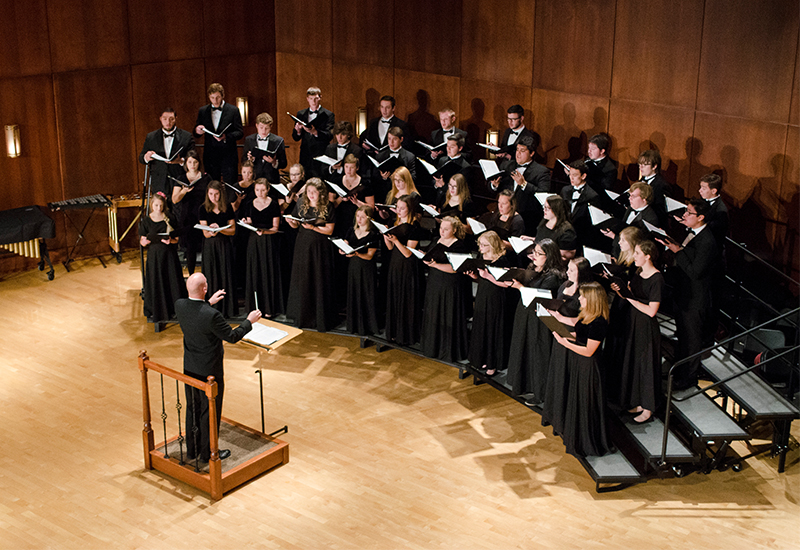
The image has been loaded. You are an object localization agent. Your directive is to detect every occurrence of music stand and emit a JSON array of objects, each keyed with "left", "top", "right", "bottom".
[{"left": 240, "top": 318, "right": 303, "bottom": 436}]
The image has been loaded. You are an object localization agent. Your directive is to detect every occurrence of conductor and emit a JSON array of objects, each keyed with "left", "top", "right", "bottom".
[{"left": 176, "top": 273, "right": 262, "bottom": 462}]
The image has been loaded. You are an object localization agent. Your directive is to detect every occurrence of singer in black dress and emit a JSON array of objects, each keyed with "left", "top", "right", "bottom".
[
  {"left": 242, "top": 179, "right": 283, "bottom": 317},
  {"left": 343, "top": 206, "right": 380, "bottom": 336},
  {"left": 171, "top": 150, "right": 210, "bottom": 274},
  {"left": 482, "top": 190, "right": 525, "bottom": 241},
  {"left": 551, "top": 282, "right": 613, "bottom": 457},
  {"left": 535, "top": 195, "right": 578, "bottom": 260},
  {"left": 421, "top": 217, "right": 471, "bottom": 362},
  {"left": 541, "top": 257, "right": 593, "bottom": 435},
  {"left": 139, "top": 193, "right": 187, "bottom": 329},
  {"left": 286, "top": 178, "right": 337, "bottom": 331},
  {"left": 468, "top": 231, "right": 517, "bottom": 375},
  {"left": 505, "top": 239, "right": 566, "bottom": 403},
  {"left": 199, "top": 181, "right": 237, "bottom": 318},
  {"left": 384, "top": 195, "right": 425, "bottom": 345},
  {"left": 612, "top": 240, "right": 664, "bottom": 423}
]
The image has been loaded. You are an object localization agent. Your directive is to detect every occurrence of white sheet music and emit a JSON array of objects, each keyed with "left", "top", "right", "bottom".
[
  {"left": 244, "top": 323, "right": 288, "bottom": 348},
  {"left": 467, "top": 218, "right": 487, "bottom": 234}
]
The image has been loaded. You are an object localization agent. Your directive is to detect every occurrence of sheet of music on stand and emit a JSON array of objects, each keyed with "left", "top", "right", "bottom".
[{"left": 244, "top": 323, "right": 289, "bottom": 349}]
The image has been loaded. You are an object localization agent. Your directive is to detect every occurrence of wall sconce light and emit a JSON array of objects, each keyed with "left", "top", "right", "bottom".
[
  {"left": 356, "top": 107, "right": 367, "bottom": 136},
  {"left": 236, "top": 97, "right": 249, "bottom": 126},
  {"left": 486, "top": 130, "right": 498, "bottom": 160},
  {"left": 5, "top": 125, "right": 21, "bottom": 158}
]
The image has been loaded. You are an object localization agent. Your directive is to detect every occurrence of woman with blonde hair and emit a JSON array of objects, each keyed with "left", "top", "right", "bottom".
[
  {"left": 549, "top": 281, "right": 613, "bottom": 457},
  {"left": 286, "top": 178, "right": 337, "bottom": 331},
  {"left": 139, "top": 192, "right": 186, "bottom": 331},
  {"left": 342, "top": 205, "right": 380, "bottom": 336},
  {"left": 468, "top": 230, "right": 517, "bottom": 374},
  {"left": 421, "top": 216, "right": 471, "bottom": 362}
]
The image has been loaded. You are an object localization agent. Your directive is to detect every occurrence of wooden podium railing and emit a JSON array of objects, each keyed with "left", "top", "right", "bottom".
[{"left": 137, "top": 350, "right": 288, "bottom": 500}]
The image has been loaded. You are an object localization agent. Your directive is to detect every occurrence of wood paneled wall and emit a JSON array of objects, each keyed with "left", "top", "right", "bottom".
[{"left": 0, "top": 0, "right": 797, "bottom": 276}]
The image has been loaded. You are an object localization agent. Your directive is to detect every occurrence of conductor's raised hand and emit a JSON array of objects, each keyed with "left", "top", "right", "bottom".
[
  {"left": 246, "top": 309, "right": 262, "bottom": 324},
  {"left": 209, "top": 289, "right": 226, "bottom": 305}
]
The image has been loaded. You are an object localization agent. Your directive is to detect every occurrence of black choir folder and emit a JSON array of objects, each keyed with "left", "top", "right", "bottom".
[
  {"left": 367, "top": 155, "right": 403, "bottom": 174},
  {"left": 537, "top": 304, "right": 576, "bottom": 341}
]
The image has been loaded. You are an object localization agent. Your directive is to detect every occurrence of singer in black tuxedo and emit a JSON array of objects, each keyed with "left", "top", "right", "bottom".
[
  {"left": 176, "top": 273, "right": 261, "bottom": 462},
  {"left": 360, "top": 96, "right": 410, "bottom": 152},
  {"left": 139, "top": 109, "right": 195, "bottom": 197},
  {"left": 291, "top": 90, "right": 335, "bottom": 179},
  {"left": 490, "top": 137, "right": 550, "bottom": 233},
  {"left": 194, "top": 85, "right": 243, "bottom": 185},
  {"left": 561, "top": 160, "right": 602, "bottom": 251},
  {"left": 660, "top": 199, "right": 721, "bottom": 390},
  {"left": 242, "top": 133, "right": 287, "bottom": 184}
]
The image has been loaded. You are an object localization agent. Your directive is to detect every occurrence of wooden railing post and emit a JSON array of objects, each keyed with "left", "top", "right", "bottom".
[
  {"left": 138, "top": 350, "right": 154, "bottom": 469},
  {"left": 206, "top": 376, "right": 222, "bottom": 500}
]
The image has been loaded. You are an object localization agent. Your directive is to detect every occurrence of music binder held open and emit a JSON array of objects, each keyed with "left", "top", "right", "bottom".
[
  {"left": 150, "top": 146, "right": 183, "bottom": 163},
  {"left": 202, "top": 123, "right": 231, "bottom": 139}
]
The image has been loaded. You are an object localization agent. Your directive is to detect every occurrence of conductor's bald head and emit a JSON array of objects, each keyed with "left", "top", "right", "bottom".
[{"left": 186, "top": 273, "right": 208, "bottom": 299}]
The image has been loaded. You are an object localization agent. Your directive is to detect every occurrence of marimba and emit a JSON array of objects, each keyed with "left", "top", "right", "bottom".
[{"left": 0, "top": 206, "right": 56, "bottom": 280}]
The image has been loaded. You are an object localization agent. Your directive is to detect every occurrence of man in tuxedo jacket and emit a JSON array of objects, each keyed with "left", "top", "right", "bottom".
[
  {"left": 561, "top": 159, "right": 602, "bottom": 251},
  {"left": 176, "top": 273, "right": 261, "bottom": 462},
  {"left": 373, "top": 126, "right": 417, "bottom": 190},
  {"left": 431, "top": 134, "right": 472, "bottom": 205},
  {"left": 429, "top": 109, "right": 470, "bottom": 163},
  {"left": 194, "top": 83, "right": 244, "bottom": 185},
  {"left": 291, "top": 86, "right": 335, "bottom": 180},
  {"left": 242, "top": 112, "right": 287, "bottom": 185},
  {"left": 602, "top": 182, "right": 661, "bottom": 256},
  {"left": 139, "top": 108, "right": 195, "bottom": 197},
  {"left": 698, "top": 173, "right": 729, "bottom": 250},
  {"left": 637, "top": 149, "right": 673, "bottom": 227},
  {"left": 585, "top": 133, "right": 618, "bottom": 191},
  {"left": 496, "top": 104, "right": 540, "bottom": 163},
  {"left": 659, "top": 199, "right": 721, "bottom": 390},
  {"left": 489, "top": 136, "right": 550, "bottom": 233},
  {"left": 322, "top": 121, "right": 364, "bottom": 184},
  {"left": 360, "top": 95, "right": 410, "bottom": 153}
]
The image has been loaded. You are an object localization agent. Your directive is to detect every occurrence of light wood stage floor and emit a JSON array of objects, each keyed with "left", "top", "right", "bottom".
[{"left": 0, "top": 253, "right": 798, "bottom": 550}]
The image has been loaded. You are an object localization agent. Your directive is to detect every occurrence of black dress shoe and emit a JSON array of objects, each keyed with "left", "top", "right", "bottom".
[{"left": 218, "top": 449, "right": 231, "bottom": 460}]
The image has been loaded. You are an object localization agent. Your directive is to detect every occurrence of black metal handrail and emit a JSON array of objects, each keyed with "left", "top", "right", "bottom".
[
  {"left": 725, "top": 237, "right": 800, "bottom": 287},
  {"left": 658, "top": 307, "right": 800, "bottom": 467}
]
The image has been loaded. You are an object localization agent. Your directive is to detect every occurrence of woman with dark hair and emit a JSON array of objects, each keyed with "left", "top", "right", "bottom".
[
  {"left": 242, "top": 179, "right": 283, "bottom": 317},
  {"left": 383, "top": 195, "right": 425, "bottom": 345},
  {"left": 286, "top": 178, "right": 337, "bottom": 331},
  {"left": 278, "top": 163, "right": 306, "bottom": 302},
  {"left": 343, "top": 205, "right": 380, "bottom": 336},
  {"left": 504, "top": 239, "right": 566, "bottom": 403},
  {"left": 611, "top": 240, "right": 664, "bottom": 423},
  {"left": 551, "top": 282, "right": 613, "bottom": 457},
  {"left": 541, "top": 256, "right": 593, "bottom": 433},
  {"left": 171, "top": 149, "right": 210, "bottom": 273},
  {"left": 139, "top": 192, "right": 187, "bottom": 331},
  {"left": 331, "top": 154, "right": 375, "bottom": 238},
  {"left": 199, "top": 180, "right": 237, "bottom": 318},
  {"left": 536, "top": 195, "right": 578, "bottom": 260},
  {"left": 483, "top": 190, "right": 525, "bottom": 241},
  {"left": 468, "top": 230, "right": 517, "bottom": 375},
  {"left": 421, "top": 216, "right": 471, "bottom": 362}
]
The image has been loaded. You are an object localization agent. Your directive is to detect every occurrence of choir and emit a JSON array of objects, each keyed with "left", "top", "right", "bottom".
[{"left": 139, "top": 89, "right": 730, "bottom": 459}]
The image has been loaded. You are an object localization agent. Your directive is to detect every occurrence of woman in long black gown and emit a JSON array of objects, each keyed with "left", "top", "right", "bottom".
[
  {"left": 483, "top": 190, "right": 525, "bottom": 242},
  {"left": 331, "top": 154, "right": 375, "bottom": 237},
  {"left": 603, "top": 226, "right": 643, "bottom": 405},
  {"left": 611, "top": 240, "right": 664, "bottom": 423},
  {"left": 421, "top": 216, "right": 471, "bottom": 362},
  {"left": 199, "top": 181, "right": 237, "bottom": 318},
  {"left": 278, "top": 163, "right": 305, "bottom": 302},
  {"left": 286, "top": 178, "right": 337, "bottom": 331},
  {"left": 384, "top": 195, "right": 425, "bottom": 345},
  {"left": 504, "top": 239, "right": 566, "bottom": 404},
  {"left": 550, "top": 282, "right": 613, "bottom": 457},
  {"left": 435, "top": 173, "right": 476, "bottom": 223},
  {"left": 342, "top": 205, "right": 380, "bottom": 336},
  {"left": 139, "top": 192, "right": 186, "bottom": 330},
  {"left": 535, "top": 195, "right": 578, "bottom": 261},
  {"left": 242, "top": 179, "right": 283, "bottom": 317},
  {"left": 171, "top": 150, "right": 210, "bottom": 274},
  {"left": 541, "top": 257, "right": 593, "bottom": 434},
  {"left": 468, "top": 231, "right": 517, "bottom": 375}
]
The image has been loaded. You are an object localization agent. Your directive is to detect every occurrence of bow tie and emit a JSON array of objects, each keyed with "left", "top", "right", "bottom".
[
  {"left": 337, "top": 144, "right": 348, "bottom": 148},
  {"left": 518, "top": 163, "right": 529, "bottom": 169},
  {"left": 509, "top": 130, "right": 518, "bottom": 135},
  {"left": 211, "top": 106, "right": 222, "bottom": 112},
  {"left": 309, "top": 110, "right": 319, "bottom": 115},
  {"left": 380, "top": 119, "right": 392, "bottom": 124},
  {"left": 163, "top": 132, "right": 175, "bottom": 138},
  {"left": 257, "top": 136, "right": 268, "bottom": 141},
  {"left": 572, "top": 188, "right": 582, "bottom": 196}
]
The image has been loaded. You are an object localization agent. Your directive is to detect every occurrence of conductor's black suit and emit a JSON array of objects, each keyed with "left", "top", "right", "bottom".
[{"left": 175, "top": 297, "right": 253, "bottom": 461}]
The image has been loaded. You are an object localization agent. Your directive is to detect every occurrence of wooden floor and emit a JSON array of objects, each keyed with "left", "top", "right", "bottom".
[{"left": 1, "top": 252, "right": 798, "bottom": 550}]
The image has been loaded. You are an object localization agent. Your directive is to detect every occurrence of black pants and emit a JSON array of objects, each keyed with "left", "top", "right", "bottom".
[
  {"left": 184, "top": 372, "right": 224, "bottom": 461},
  {"left": 674, "top": 307, "right": 706, "bottom": 390}
]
